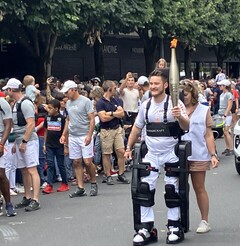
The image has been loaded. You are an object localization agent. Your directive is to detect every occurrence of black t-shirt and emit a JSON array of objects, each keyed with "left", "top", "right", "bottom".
[
  {"left": 43, "top": 113, "right": 65, "bottom": 148},
  {"left": 96, "top": 97, "right": 121, "bottom": 129}
]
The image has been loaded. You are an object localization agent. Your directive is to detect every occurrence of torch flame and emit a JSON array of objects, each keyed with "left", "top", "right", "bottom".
[{"left": 170, "top": 38, "right": 178, "bottom": 49}]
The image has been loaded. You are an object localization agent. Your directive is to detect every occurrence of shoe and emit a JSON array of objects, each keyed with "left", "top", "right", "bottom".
[
  {"left": 69, "top": 187, "right": 87, "bottom": 198},
  {"left": 15, "top": 197, "right": 32, "bottom": 209},
  {"left": 25, "top": 199, "right": 41, "bottom": 212},
  {"left": 42, "top": 184, "right": 54, "bottom": 194},
  {"left": 6, "top": 203, "right": 17, "bottom": 217},
  {"left": 10, "top": 189, "right": 18, "bottom": 196},
  {"left": 117, "top": 173, "right": 130, "bottom": 184},
  {"left": 110, "top": 169, "right": 118, "bottom": 177},
  {"left": 166, "top": 226, "right": 184, "bottom": 244},
  {"left": 106, "top": 176, "right": 114, "bottom": 185},
  {"left": 222, "top": 148, "right": 230, "bottom": 155},
  {"left": 89, "top": 183, "right": 98, "bottom": 196},
  {"left": 133, "top": 228, "right": 158, "bottom": 246},
  {"left": 15, "top": 184, "right": 25, "bottom": 194},
  {"left": 40, "top": 182, "right": 48, "bottom": 189},
  {"left": 56, "top": 175, "right": 62, "bottom": 182},
  {"left": 71, "top": 179, "right": 78, "bottom": 186},
  {"left": 196, "top": 220, "right": 211, "bottom": 233},
  {"left": 225, "top": 149, "right": 233, "bottom": 156},
  {"left": 57, "top": 183, "right": 69, "bottom": 192},
  {"left": 0, "top": 195, "right": 3, "bottom": 216}
]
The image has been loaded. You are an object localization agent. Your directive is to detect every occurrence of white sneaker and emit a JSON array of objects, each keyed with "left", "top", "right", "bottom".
[
  {"left": 15, "top": 184, "right": 25, "bottom": 194},
  {"left": 40, "top": 182, "right": 47, "bottom": 189},
  {"left": 10, "top": 189, "right": 18, "bottom": 196},
  {"left": 196, "top": 220, "right": 211, "bottom": 233}
]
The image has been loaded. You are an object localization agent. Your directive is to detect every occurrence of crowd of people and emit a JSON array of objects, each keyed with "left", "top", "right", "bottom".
[{"left": 0, "top": 60, "right": 238, "bottom": 244}]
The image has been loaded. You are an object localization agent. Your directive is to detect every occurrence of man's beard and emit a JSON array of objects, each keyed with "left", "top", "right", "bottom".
[{"left": 151, "top": 89, "right": 164, "bottom": 98}]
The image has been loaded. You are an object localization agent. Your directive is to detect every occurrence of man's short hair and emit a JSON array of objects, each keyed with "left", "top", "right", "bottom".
[
  {"left": 102, "top": 80, "right": 115, "bottom": 92},
  {"left": 149, "top": 69, "right": 169, "bottom": 83}
]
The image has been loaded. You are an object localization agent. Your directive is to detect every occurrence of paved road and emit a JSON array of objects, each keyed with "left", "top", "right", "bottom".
[{"left": 0, "top": 138, "right": 240, "bottom": 246}]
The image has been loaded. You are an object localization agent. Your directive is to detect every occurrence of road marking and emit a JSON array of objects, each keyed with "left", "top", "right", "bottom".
[{"left": 0, "top": 225, "right": 19, "bottom": 243}]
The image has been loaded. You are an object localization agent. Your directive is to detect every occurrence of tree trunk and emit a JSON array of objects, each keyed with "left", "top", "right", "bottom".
[
  {"left": 94, "top": 38, "right": 104, "bottom": 81},
  {"left": 184, "top": 45, "right": 191, "bottom": 78},
  {"left": 137, "top": 28, "right": 158, "bottom": 75}
]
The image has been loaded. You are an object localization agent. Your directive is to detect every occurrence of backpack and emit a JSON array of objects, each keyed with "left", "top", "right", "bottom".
[{"left": 15, "top": 97, "right": 33, "bottom": 126}]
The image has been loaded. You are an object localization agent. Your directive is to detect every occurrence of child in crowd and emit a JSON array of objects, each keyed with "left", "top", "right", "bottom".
[
  {"left": 42, "top": 99, "right": 69, "bottom": 194},
  {"left": 23, "top": 75, "right": 40, "bottom": 102}
]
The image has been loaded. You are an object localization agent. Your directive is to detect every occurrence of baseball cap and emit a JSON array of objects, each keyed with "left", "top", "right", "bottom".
[
  {"left": 217, "top": 79, "right": 230, "bottom": 86},
  {"left": 60, "top": 80, "right": 77, "bottom": 93},
  {"left": 137, "top": 76, "right": 149, "bottom": 85},
  {"left": 2, "top": 78, "right": 22, "bottom": 90}
]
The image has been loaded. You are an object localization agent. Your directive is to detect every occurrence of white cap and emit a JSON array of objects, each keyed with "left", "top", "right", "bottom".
[
  {"left": 217, "top": 79, "right": 230, "bottom": 86},
  {"left": 137, "top": 76, "right": 149, "bottom": 85},
  {"left": 2, "top": 78, "right": 22, "bottom": 90},
  {"left": 60, "top": 80, "right": 77, "bottom": 93}
]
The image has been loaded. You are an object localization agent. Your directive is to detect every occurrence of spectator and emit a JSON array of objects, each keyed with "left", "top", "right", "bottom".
[
  {"left": 0, "top": 96, "right": 17, "bottom": 216},
  {"left": 96, "top": 80, "right": 129, "bottom": 185},
  {"left": 3, "top": 78, "right": 41, "bottom": 212},
  {"left": 60, "top": 80, "right": 98, "bottom": 197},
  {"left": 42, "top": 99, "right": 69, "bottom": 194}
]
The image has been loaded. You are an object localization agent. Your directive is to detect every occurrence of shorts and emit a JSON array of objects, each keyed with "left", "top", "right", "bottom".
[
  {"left": 69, "top": 135, "right": 94, "bottom": 160},
  {"left": 16, "top": 139, "right": 39, "bottom": 169},
  {"left": 0, "top": 148, "right": 8, "bottom": 169},
  {"left": 188, "top": 160, "right": 210, "bottom": 172},
  {"left": 100, "top": 127, "right": 124, "bottom": 154},
  {"left": 224, "top": 115, "right": 232, "bottom": 127}
]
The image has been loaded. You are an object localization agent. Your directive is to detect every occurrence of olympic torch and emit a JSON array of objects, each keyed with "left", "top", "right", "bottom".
[{"left": 169, "top": 38, "right": 179, "bottom": 107}]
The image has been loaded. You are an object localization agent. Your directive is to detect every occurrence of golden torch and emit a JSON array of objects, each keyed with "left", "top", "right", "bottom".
[{"left": 169, "top": 38, "right": 179, "bottom": 107}]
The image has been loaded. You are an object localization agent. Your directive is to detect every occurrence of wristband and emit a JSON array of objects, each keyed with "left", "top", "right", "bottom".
[
  {"left": 111, "top": 111, "right": 113, "bottom": 116},
  {"left": 22, "top": 139, "right": 28, "bottom": 144}
]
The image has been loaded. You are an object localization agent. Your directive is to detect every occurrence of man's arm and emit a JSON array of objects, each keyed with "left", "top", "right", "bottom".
[
  {"left": 119, "top": 80, "right": 127, "bottom": 96},
  {"left": 106, "top": 106, "right": 124, "bottom": 119},
  {"left": 1, "top": 119, "right": 12, "bottom": 145},
  {"left": 87, "top": 112, "right": 95, "bottom": 138},
  {"left": 98, "top": 111, "right": 114, "bottom": 122},
  {"left": 60, "top": 116, "right": 69, "bottom": 144},
  {"left": 22, "top": 117, "right": 35, "bottom": 141}
]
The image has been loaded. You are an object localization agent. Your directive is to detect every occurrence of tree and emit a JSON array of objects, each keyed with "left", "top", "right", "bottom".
[{"left": 0, "top": 0, "right": 80, "bottom": 85}]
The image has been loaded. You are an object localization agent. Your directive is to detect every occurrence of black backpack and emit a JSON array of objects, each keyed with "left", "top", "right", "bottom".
[{"left": 15, "top": 97, "right": 33, "bottom": 126}]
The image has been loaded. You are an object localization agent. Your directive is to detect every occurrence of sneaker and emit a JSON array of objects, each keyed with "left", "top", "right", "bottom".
[
  {"left": 40, "top": 182, "right": 48, "bottom": 189},
  {"left": 0, "top": 195, "right": 3, "bottom": 216},
  {"left": 10, "top": 189, "right": 18, "bottom": 196},
  {"left": 25, "top": 199, "right": 40, "bottom": 212},
  {"left": 15, "top": 197, "right": 32, "bottom": 209},
  {"left": 225, "top": 149, "right": 234, "bottom": 156},
  {"left": 89, "top": 183, "right": 98, "bottom": 196},
  {"left": 106, "top": 176, "right": 114, "bottom": 185},
  {"left": 71, "top": 179, "right": 78, "bottom": 186},
  {"left": 57, "top": 183, "right": 69, "bottom": 192},
  {"left": 42, "top": 184, "right": 54, "bottom": 194},
  {"left": 117, "top": 173, "right": 130, "bottom": 184},
  {"left": 110, "top": 169, "right": 118, "bottom": 177},
  {"left": 196, "top": 220, "right": 211, "bottom": 233},
  {"left": 222, "top": 148, "right": 229, "bottom": 155},
  {"left": 15, "top": 184, "right": 25, "bottom": 194},
  {"left": 6, "top": 203, "right": 17, "bottom": 217},
  {"left": 56, "top": 175, "right": 62, "bottom": 182},
  {"left": 69, "top": 187, "right": 87, "bottom": 198}
]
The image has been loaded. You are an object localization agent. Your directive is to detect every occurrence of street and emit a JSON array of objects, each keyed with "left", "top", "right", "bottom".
[{"left": 0, "top": 137, "right": 240, "bottom": 246}]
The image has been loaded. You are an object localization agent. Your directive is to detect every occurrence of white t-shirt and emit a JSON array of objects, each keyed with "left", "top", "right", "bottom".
[
  {"left": 135, "top": 95, "right": 188, "bottom": 154},
  {"left": 121, "top": 88, "right": 139, "bottom": 112}
]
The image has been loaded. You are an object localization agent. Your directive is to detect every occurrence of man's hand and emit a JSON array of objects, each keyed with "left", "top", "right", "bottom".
[
  {"left": 171, "top": 106, "right": 181, "bottom": 118},
  {"left": 124, "top": 149, "right": 132, "bottom": 160},
  {"left": 19, "top": 143, "right": 27, "bottom": 153},
  {"left": 12, "top": 145, "right": 16, "bottom": 154},
  {"left": 84, "top": 135, "right": 92, "bottom": 146},
  {"left": 59, "top": 135, "right": 66, "bottom": 144},
  {"left": 64, "top": 145, "right": 69, "bottom": 156}
]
